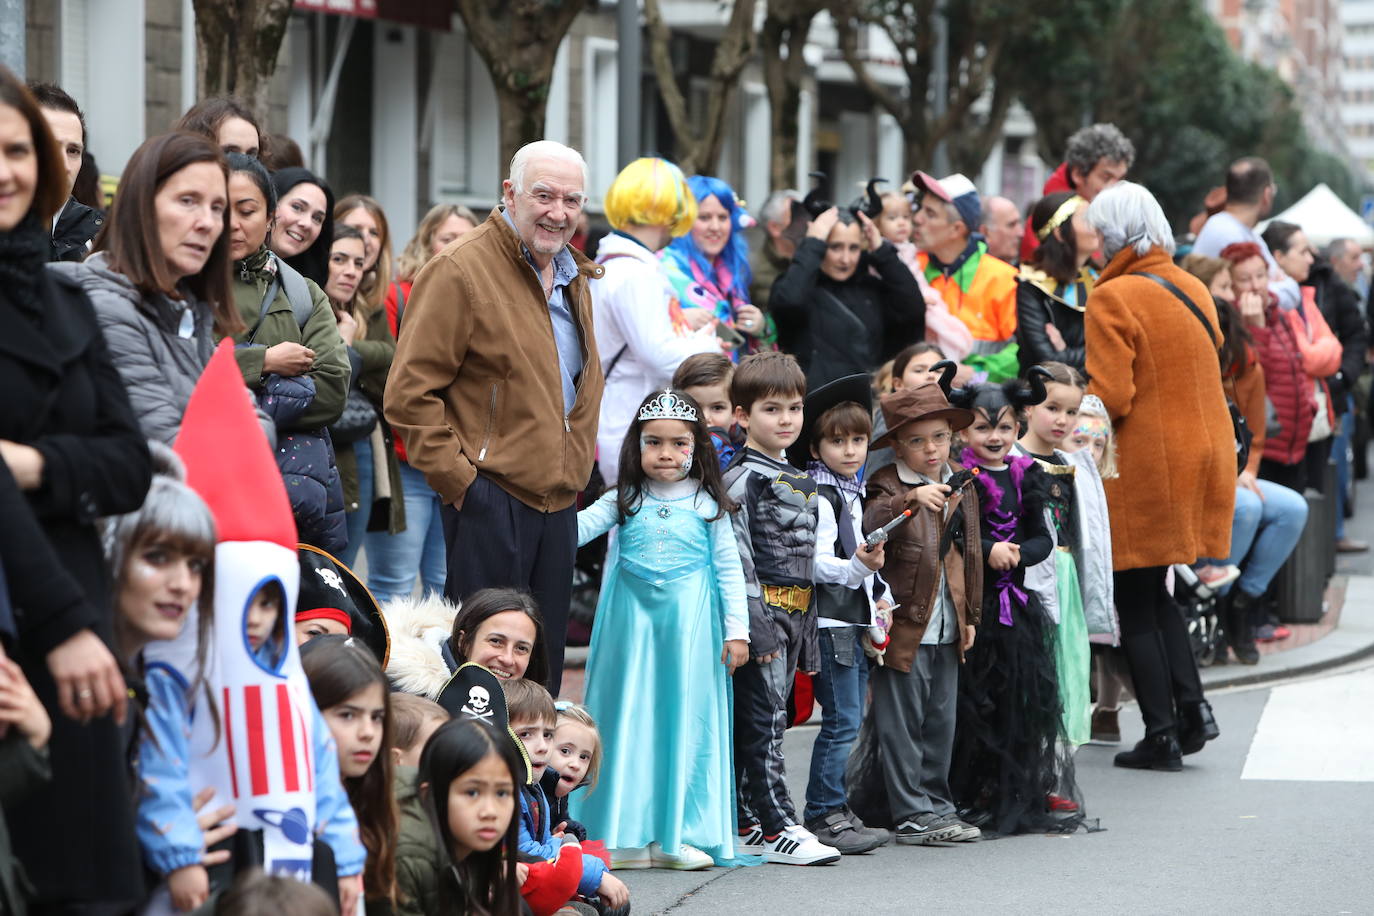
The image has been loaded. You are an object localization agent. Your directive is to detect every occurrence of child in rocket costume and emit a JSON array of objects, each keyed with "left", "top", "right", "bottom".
[{"left": 147, "top": 342, "right": 365, "bottom": 899}]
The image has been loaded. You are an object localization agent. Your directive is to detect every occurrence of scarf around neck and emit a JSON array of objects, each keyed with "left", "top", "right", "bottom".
[{"left": 0, "top": 212, "right": 51, "bottom": 320}]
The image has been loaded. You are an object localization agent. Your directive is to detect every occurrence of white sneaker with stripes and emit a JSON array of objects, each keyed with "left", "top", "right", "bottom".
[{"left": 762, "top": 824, "right": 841, "bottom": 865}]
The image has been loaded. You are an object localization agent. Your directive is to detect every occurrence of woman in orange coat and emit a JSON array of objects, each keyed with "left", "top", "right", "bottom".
[{"left": 1083, "top": 182, "right": 1234, "bottom": 773}]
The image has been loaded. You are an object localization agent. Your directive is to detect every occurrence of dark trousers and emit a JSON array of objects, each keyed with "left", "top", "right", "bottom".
[
  {"left": 440, "top": 474, "right": 576, "bottom": 695},
  {"left": 734, "top": 603, "right": 809, "bottom": 835},
  {"left": 1259, "top": 436, "right": 1332, "bottom": 494},
  {"left": 868, "top": 642, "right": 959, "bottom": 823},
  {"left": 1114, "top": 566, "right": 1206, "bottom": 738}
]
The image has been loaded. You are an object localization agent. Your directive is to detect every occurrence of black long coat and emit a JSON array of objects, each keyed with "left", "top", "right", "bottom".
[{"left": 0, "top": 265, "right": 152, "bottom": 908}]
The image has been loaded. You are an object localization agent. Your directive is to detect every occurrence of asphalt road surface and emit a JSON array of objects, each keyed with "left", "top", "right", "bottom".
[{"left": 620, "top": 660, "right": 1374, "bottom": 915}]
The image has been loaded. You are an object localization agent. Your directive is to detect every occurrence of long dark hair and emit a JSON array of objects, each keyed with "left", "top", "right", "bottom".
[
  {"left": 93, "top": 131, "right": 242, "bottom": 336},
  {"left": 615, "top": 388, "right": 735, "bottom": 523},
  {"left": 1027, "top": 191, "right": 1083, "bottom": 285},
  {"left": 300, "top": 635, "right": 398, "bottom": 905},
  {"left": 270, "top": 167, "right": 335, "bottom": 286},
  {"left": 1215, "top": 295, "right": 1252, "bottom": 377},
  {"left": 419, "top": 719, "right": 523, "bottom": 916},
  {"left": 448, "top": 589, "right": 549, "bottom": 689}
]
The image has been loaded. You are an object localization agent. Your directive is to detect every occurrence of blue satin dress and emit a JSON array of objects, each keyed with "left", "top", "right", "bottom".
[{"left": 571, "top": 479, "right": 749, "bottom": 863}]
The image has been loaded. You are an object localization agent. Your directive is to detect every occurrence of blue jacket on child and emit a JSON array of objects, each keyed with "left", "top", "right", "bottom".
[
  {"left": 517, "top": 778, "right": 606, "bottom": 898},
  {"left": 137, "top": 655, "right": 366, "bottom": 879}
]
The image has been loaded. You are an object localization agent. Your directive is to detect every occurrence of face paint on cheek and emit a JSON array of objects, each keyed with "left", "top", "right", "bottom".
[{"left": 677, "top": 448, "right": 693, "bottom": 479}]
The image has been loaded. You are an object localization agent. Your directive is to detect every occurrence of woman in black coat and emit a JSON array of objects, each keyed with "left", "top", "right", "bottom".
[
  {"left": 769, "top": 206, "right": 922, "bottom": 388},
  {"left": 1015, "top": 192, "right": 1100, "bottom": 375},
  {"left": 0, "top": 68, "right": 153, "bottom": 912}
]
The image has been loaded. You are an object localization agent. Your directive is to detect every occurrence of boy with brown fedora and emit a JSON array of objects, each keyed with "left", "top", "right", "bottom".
[{"left": 848, "top": 377, "right": 984, "bottom": 846}]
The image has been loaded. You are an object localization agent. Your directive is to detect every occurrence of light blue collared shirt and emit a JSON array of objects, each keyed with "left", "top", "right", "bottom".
[{"left": 503, "top": 209, "right": 582, "bottom": 413}]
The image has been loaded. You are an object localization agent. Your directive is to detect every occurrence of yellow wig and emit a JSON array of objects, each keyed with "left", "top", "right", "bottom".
[{"left": 603, "top": 157, "right": 697, "bottom": 237}]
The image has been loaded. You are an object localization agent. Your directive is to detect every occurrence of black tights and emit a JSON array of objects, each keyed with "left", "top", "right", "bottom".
[{"left": 1113, "top": 566, "right": 1207, "bottom": 738}]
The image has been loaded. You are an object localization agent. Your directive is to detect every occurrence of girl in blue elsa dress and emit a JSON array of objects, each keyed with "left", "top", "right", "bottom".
[{"left": 573, "top": 388, "right": 750, "bottom": 871}]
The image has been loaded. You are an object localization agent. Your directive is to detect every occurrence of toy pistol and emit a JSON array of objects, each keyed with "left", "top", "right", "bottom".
[{"left": 864, "top": 510, "right": 911, "bottom": 549}]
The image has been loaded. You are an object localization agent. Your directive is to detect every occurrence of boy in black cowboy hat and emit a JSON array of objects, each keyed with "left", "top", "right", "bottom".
[{"left": 791, "top": 375, "right": 894, "bottom": 855}]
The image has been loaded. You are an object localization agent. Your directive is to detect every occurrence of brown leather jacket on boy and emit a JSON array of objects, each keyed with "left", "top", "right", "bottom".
[{"left": 863, "top": 461, "right": 983, "bottom": 673}]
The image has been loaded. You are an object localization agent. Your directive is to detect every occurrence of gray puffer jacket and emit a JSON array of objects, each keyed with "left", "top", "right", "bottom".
[{"left": 50, "top": 252, "right": 213, "bottom": 445}]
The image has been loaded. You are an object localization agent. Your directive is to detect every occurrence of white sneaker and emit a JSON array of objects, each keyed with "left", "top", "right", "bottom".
[
  {"left": 735, "top": 824, "right": 766, "bottom": 856},
  {"left": 609, "top": 846, "right": 650, "bottom": 870},
  {"left": 649, "top": 842, "right": 714, "bottom": 870},
  {"left": 762, "top": 825, "right": 841, "bottom": 865}
]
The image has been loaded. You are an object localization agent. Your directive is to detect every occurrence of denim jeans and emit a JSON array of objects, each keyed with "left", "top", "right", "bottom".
[
  {"left": 1334, "top": 394, "right": 1355, "bottom": 539},
  {"left": 364, "top": 458, "right": 447, "bottom": 603},
  {"left": 338, "top": 435, "right": 373, "bottom": 568},
  {"left": 803, "top": 626, "right": 869, "bottom": 822},
  {"left": 1225, "top": 479, "right": 1309, "bottom": 598}
]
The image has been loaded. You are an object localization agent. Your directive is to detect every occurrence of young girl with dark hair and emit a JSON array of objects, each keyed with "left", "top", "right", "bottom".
[
  {"left": 301, "top": 634, "right": 400, "bottom": 911},
  {"left": 948, "top": 371, "right": 1085, "bottom": 835},
  {"left": 399, "top": 718, "right": 524, "bottom": 916},
  {"left": 1015, "top": 192, "right": 1100, "bottom": 374},
  {"left": 573, "top": 388, "right": 748, "bottom": 869}
]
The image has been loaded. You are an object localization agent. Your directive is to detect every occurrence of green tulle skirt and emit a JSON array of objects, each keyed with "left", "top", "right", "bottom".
[{"left": 1053, "top": 549, "right": 1092, "bottom": 746}]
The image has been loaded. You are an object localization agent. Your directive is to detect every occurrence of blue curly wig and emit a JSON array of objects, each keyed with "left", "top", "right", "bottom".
[{"left": 665, "top": 175, "right": 753, "bottom": 300}]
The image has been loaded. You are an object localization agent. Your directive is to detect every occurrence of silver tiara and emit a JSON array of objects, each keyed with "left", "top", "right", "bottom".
[
  {"left": 1079, "top": 394, "right": 1107, "bottom": 417},
  {"left": 638, "top": 389, "right": 698, "bottom": 423}
]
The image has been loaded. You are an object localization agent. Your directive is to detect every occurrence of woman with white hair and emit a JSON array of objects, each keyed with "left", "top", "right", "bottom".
[{"left": 1082, "top": 182, "right": 1235, "bottom": 772}]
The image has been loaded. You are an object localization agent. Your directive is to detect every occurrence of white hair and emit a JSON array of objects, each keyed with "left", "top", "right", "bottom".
[
  {"left": 507, "top": 140, "right": 588, "bottom": 194},
  {"left": 1087, "top": 181, "right": 1175, "bottom": 259},
  {"left": 761, "top": 189, "right": 801, "bottom": 226}
]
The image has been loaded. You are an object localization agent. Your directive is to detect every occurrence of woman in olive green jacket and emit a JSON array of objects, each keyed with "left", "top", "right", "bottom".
[{"left": 223, "top": 154, "right": 352, "bottom": 552}]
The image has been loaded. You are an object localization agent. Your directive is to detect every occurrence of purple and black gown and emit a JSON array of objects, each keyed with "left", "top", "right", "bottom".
[{"left": 950, "top": 452, "right": 1087, "bottom": 836}]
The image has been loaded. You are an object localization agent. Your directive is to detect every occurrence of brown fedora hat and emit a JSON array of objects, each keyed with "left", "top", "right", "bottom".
[{"left": 872, "top": 382, "right": 974, "bottom": 449}]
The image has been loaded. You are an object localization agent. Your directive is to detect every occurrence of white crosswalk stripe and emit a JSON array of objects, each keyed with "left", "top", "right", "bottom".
[{"left": 1242, "top": 666, "right": 1374, "bottom": 782}]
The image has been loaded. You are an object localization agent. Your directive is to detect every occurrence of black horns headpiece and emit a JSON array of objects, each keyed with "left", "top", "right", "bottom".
[
  {"left": 931, "top": 359, "right": 959, "bottom": 397},
  {"left": 1003, "top": 366, "right": 1051, "bottom": 410}
]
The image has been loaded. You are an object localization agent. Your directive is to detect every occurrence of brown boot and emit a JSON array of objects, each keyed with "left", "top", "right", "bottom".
[{"left": 1090, "top": 706, "right": 1121, "bottom": 745}]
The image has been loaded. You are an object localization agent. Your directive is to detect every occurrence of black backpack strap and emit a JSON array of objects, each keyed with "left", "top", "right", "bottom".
[{"left": 1136, "top": 271, "right": 1217, "bottom": 345}]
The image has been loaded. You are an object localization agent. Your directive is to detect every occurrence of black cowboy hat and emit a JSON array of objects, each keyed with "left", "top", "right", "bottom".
[
  {"left": 789, "top": 373, "right": 875, "bottom": 470},
  {"left": 297, "top": 545, "right": 390, "bottom": 667}
]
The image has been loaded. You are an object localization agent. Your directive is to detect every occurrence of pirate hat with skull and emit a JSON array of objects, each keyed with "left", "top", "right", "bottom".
[
  {"left": 439, "top": 662, "right": 532, "bottom": 783},
  {"left": 297, "top": 545, "right": 390, "bottom": 666}
]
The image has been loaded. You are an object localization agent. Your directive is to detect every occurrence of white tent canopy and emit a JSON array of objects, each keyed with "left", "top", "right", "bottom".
[{"left": 1259, "top": 183, "right": 1374, "bottom": 250}]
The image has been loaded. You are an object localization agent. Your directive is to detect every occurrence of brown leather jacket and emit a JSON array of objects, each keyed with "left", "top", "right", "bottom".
[
  {"left": 863, "top": 461, "right": 983, "bottom": 673},
  {"left": 384, "top": 209, "right": 605, "bottom": 512}
]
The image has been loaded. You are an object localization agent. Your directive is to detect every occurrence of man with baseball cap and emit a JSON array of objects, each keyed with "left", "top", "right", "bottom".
[{"left": 911, "top": 172, "right": 1019, "bottom": 376}]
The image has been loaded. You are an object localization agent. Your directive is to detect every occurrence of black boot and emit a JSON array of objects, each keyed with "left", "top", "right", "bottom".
[
  {"left": 1113, "top": 732, "right": 1183, "bottom": 772},
  {"left": 1177, "top": 700, "right": 1220, "bottom": 755},
  {"left": 1226, "top": 590, "right": 1260, "bottom": 665}
]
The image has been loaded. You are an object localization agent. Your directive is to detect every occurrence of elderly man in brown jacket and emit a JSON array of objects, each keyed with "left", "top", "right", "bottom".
[{"left": 385, "top": 140, "right": 605, "bottom": 695}]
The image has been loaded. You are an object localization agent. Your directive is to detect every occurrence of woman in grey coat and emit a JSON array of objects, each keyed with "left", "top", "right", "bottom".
[{"left": 52, "top": 132, "right": 243, "bottom": 444}]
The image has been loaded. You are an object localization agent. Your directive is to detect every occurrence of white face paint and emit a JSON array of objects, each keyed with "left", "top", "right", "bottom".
[{"left": 678, "top": 449, "right": 693, "bottom": 480}]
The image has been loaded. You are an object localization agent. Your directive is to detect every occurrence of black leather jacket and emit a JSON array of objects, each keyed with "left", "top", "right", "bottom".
[{"left": 1015, "top": 270, "right": 1087, "bottom": 375}]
